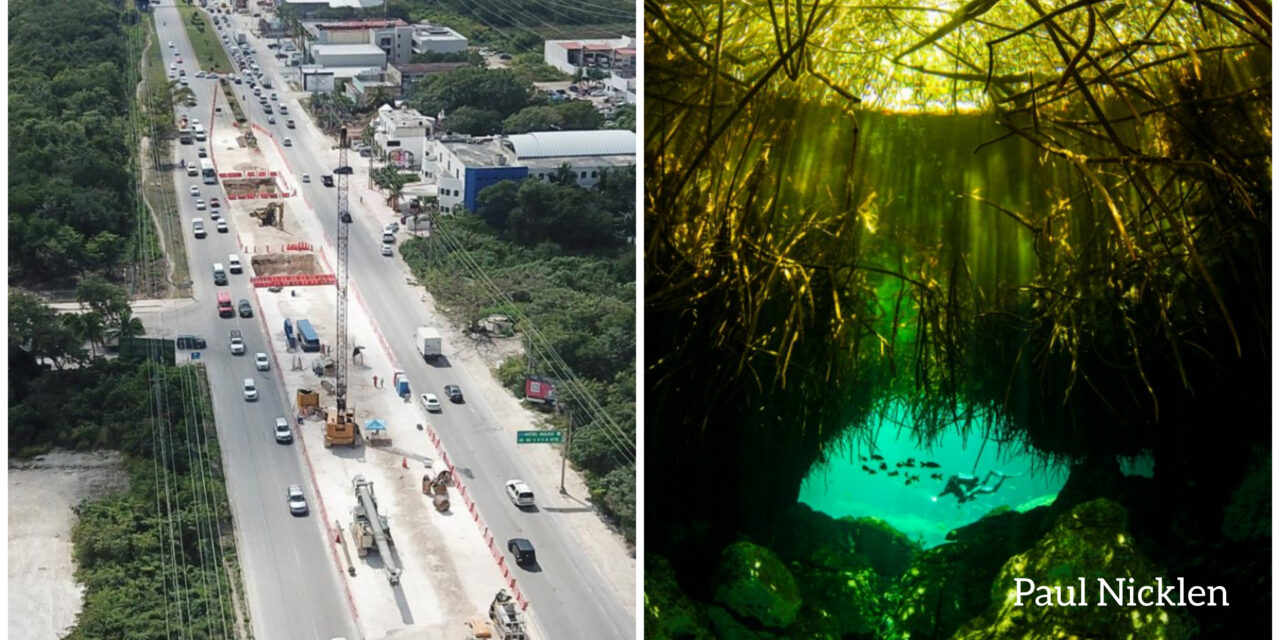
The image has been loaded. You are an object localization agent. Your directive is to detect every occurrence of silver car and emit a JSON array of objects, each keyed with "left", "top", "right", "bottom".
[{"left": 287, "top": 485, "right": 307, "bottom": 515}]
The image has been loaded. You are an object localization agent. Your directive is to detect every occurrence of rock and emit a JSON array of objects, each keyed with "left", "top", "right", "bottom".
[
  {"left": 952, "top": 498, "right": 1197, "bottom": 640},
  {"left": 790, "top": 561, "right": 881, "bottom": 636},
  {"left": 770, "top": 503, "right": 858, "bottom": 570},
  {"left": 1222, "top": 448, "right": 1269, "bottom": 542},
  {"left": 645, "top": 554, "right": 714, "bottom": 639},
  {"left": 706, "top": 605, "right": 783, "bottom": 640},
  {"left": 880, "top": 506, "right": 1052, "bottom": 640},
  {"left": 842, "top": 515, "right": 920, "bottom": 580},
  {"left": 712, "top": 541, "right": 803, "bottom": 629}
]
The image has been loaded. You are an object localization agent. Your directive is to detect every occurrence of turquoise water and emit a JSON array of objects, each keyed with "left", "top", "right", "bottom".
[{"left": 799, "top": 409, "right": 1068, "bottom": 548}]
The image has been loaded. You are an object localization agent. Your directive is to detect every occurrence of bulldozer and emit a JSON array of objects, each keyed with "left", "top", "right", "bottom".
[{"left": 250, "top": 201, "right": 285, "bottom": 229}]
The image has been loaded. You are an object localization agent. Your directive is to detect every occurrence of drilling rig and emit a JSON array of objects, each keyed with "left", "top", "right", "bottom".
[{"left": 324, "top": 129, "right": 358, "bottom": 447}]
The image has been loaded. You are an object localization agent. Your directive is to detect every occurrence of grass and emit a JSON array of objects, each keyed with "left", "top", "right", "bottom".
[{"left": 175, "top": 3, "right": 235, "bottom": 75}]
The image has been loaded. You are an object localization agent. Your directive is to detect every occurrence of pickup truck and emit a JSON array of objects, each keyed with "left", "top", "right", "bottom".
[{"left": 229, "top": 329, "right": 246, "bottom": 355}]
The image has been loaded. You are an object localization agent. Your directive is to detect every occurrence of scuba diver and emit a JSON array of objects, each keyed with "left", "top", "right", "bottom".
[{"left": 934, "top": 471, "right": 1012, "bottom": 504}]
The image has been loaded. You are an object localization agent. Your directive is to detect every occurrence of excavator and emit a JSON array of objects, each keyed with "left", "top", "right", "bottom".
[{"left": 249, "top": 201, "right": 284, "bottom": 229}]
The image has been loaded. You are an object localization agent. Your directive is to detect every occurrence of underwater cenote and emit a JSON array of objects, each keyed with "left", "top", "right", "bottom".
[{"left": 643, "top": 1, "right": 1270, "bottom": 639}]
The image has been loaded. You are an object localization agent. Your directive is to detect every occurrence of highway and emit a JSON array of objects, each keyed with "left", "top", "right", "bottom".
[
  {"left": 153, "top": 6, "right": 360, "bottom": 639},
  {"left": 227, "top": 12, "right": 637, "bottom": 639}
]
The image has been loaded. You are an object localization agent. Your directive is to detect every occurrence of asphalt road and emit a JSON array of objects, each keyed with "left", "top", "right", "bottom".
[
  {"left": 226, "top": 16, "right": 638, "bottom": 640},
  {"left": 153, "top": 7, "right": 360, "bottom": 640}
]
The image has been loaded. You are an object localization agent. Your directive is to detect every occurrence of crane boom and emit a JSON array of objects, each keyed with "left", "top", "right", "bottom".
[{"left": 335, "top": 129, "right": 353, "bottom": 411}]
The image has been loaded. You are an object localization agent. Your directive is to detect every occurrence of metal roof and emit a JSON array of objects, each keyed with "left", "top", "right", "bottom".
[{"left": 505, "top": 131, "right": 636, "bottom": 159}]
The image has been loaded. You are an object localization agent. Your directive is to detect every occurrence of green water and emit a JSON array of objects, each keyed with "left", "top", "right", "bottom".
[{"left": 799, "top": 405, "right": 1068, "bottom": 548}]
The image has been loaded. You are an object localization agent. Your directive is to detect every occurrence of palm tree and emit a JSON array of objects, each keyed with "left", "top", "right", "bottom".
[{"left": 105, "top": 312, "right": 146, "bottom": 345}]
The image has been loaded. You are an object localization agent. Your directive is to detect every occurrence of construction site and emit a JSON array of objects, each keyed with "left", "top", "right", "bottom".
[{"left": 214, "top": 125, "right": 540, "bottom": 639}]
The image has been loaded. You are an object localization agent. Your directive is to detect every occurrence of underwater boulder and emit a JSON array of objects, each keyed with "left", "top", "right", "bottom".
[
  {"left": 705, "top": 605, "right": 784, "bottom": 640},
  {"left": 1222, "top": 448, "right": 1269, "bottom": 543},
  {"left": 951, "top": 498, "right": 1197, "bottom": 640},
  {"left": 880, "top": 507, "right": 1053, "bottom": 640},
  {"left": 789, "top": 560, "right": 881, "bottom": 636},
  {"left": 843, "top": 515, "right": 921, "bottom": 579},
  {"left": 712, "top": 541, "right": 803, "bottom": 629},
  {"left": 646, "top": 554, "right": 715, "bottom": 639}
]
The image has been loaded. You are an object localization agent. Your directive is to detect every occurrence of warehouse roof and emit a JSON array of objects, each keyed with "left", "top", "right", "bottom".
[{"left": 505, "top": 130, "right": 635, "bottom": 159}]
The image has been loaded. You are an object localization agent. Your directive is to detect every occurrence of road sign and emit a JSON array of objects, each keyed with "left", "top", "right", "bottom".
[{"left": 517, "top": 430, "right": 563, "bottom": 444}]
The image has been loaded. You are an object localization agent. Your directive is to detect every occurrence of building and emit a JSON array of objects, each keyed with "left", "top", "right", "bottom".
[
  {"left": 300, "top": 19, "right": 416, "bottom": 66},
  {"left": 276, "top": 0, "right": 383, "bottom": 16},
  {"left": 411, "top": 23, "right": 468, "bottom": 54},
  {"left": 373, "top": 104, "right": 432, "bottom": 169},
  {"left": 258, "top": 16, "right": 289, "bottom": 37},
  {"left": 426, "top": 130, "right": 636, "bottom": 211},
  {"left": 387, "top": 62, "right": 468, "bottom": 95},
  {"left": 310, "top": 43, "right": 387, "bottom": 69},
  {"left": 344, "top": 70, "right": 399, "bottom": 104},
  {"left": 543, "top": 37, "right": 637, "bottom": 104}
]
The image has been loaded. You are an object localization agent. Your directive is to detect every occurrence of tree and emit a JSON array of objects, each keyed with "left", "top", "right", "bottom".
[
  {"left": 407, "top": 67, "right": 533, "bottom": 119},
  {"left": 554, "top": 100, "right": 604, "bottom": 130},
  {"left": 610, "top": 104, "right": 635, "bottom": 131},
  {"left": 475, "top": 180, "right": 521, "bottom": 230},
  {"left": 442, "top": 106, "right": 503, "bottom": 135},
  {"left": 502, "top": 106, "right": 560, "bottom": 134}
]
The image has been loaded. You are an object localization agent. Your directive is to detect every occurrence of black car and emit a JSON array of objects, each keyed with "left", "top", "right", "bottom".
[
  {"left": 176, "top": 334, "right": 207, "bottom": 349},
  {"left": 507, "top": 538, "right": 536, "bottom": 567},
  {"left": 238, "top": 299, "right": 253, "bottom": 317},
  {"left": 444, "top": 385, "right": 464, "bottom": 403}
]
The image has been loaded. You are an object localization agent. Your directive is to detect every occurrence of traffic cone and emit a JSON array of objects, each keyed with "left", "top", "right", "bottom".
[{"left": 402, "top": 456, "right": 408, "bottom": 469}]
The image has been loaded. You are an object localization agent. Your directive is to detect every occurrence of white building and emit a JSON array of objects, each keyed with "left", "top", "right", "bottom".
[
  {"left": 543, "top": 37, "right": 637, "bottom": 104},
  {"left": 373, "top": 104, "right": 432, "bottom": 169},
  {"left": 310, "top": 43, "right": 387, "bottom": 69},
  {"left": 425, "top": 130, "right": 636, "bottom": 211},
  {"left": 411, "top": 23, "right": 468, "bottom": 55},
  {"left": 302, "top": 20, "right": 415, "bottom": 66}
]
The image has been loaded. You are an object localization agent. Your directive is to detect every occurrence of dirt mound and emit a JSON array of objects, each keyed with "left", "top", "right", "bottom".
[
  {"left": 251, "top": 252, "right": 322, "bottom": 276},
  {"left": 224, "top": 177, "right": 279, "bottom": 197}
]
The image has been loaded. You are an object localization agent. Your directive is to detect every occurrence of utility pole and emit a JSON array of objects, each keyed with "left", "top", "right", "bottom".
[{"left": 559, "top": 407, "right": 573, "bottom": 494}]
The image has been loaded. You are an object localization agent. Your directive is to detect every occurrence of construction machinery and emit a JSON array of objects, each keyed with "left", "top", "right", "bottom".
[
  {"left": 488, "top": 590, "right": 528, "bottom": 640},
  {"left": 464, "top": 617, "right": 494, "bottom": 640},
  {"left": 249, "top": 201, "right": 284, "bottom": 228},
  {"left": 324, "top": 128, "right": 357, "bottom": 448},
  {"left": 350, "top": 474, "right": 402, "bottom": 584}
]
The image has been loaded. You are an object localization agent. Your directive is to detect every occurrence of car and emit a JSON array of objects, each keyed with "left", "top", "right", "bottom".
[
  {"left": 383, "top": 222, "right": 399, "bottom": 234},
  {"left": 301, "top": 173, "right": 310, "bottom": 183},
  {"left": 179, "top": 69, "right": 186, "bottom": 77},
  {"left": 195, "top": 199, "right": 206, "bottom": 210},
  {"left": 168, "top": 72, "right": 176, "bottom": 81},
  {"left": 238, "top": 299, "right": 253, "bottom": 318},
  {"left": 286, "top": 119, "right": 296, "bottom": 129},
  {"left": 176, "top": 335, "right": 207, "bottom": 349},
  {"left": 267, "top": 115, "right": 276, "bottom": 124},
  {"left": 420, "top": 393, "right": 441, "bottom": 413},
  {"left": 287, "top": 484, "right": 307, "bottom": 515},
  {"left": 192, "top": 218, "right": 206, "bottom": 238},
  {"left": 170, "top": 63, "right": 177, "bottom": 71},
  {"left": 275, "top": 52, "right": 287, "bottom": 59},
  {"left": 321, "top": 174, "right": 333, "bottom": 186},
  {"left": 507, "top": 538, "right": 536, "bottom": 567},
  {"left": 179, "top": 78, "right": 189, "bottom": 87},
  {"left": 176, "top": 56, "right": 183, "bottom": 63},
  {"left": 505, "top": 480, "right": 534, "bottom": 507},
  {"left": 210, "top": 199, "right": 221, "bottom": 209},
  {"left": 499, "top": 53, "right": 512, "bottom": 60},
  {"left": 360, "top": 149, "right": 372, "bottom": 158},
  {"left": 263, "top": 104, "right": 273, "bottom": 114},
  {"left": 197, "top": 147, "right": 208, "bottom": 158},
  {"left": 253, "top": 87, "right": 261, "bottom": 96},
  {"left": 243, "top": 377, "right": 258, "bottom": 400},
  {"left": 191, "top": 118, "right": 200, "bottom": 127},
  {"left": 229, "top": 329, "right": 245, "bottom": 354},
  {"left": 283, "top": 137, "right": 292, "bottom": 146},
  {"left": 210, "top": 209, "right": 221, "bottom": 220},
  {"left": 256, "top": 352, "right": 271, "bottom": 371},
  {"left": 270, "top": 92, "right": 278, "bottom": 100},
  {"left": 190, "top": 185, "right": 200, "bottom": 196},
  {"left": 444, "top": 385, "right": 464, "bottom": 403},
  {"left": 380, "top": 243, "right": 393, "bottom": 257},
  {"left": 274, "top": 417, "right": 292, "bottom": 443},
  {"left": 268, "top": 43, "right": 279, "bottom": 49},
  {"left": 216, "top": 220, "right": 229, "bottom": 233},
  {"left": 168, "top": 41, "right": 175, "bottom": 49}
]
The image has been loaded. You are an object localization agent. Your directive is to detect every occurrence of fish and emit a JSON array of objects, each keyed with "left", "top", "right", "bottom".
[
  {"left": 887, "top": 470, "right": 900, "bottom": 477},
  {"left": 930, "top": 472, "right": 943, "bottom": 480},
  {"left": 879, "top": 462, "right": 888, "bottom": 471},
  {"left": 859, "top": 456, "right": 868, "bottom": 462},
  {"left": 867, "top": 469, "right": 877, "bottom": 475},
  {"left": 870, "top": 454, "right": 885, "bottom": 461},
  {"left": 904, "top": 476, "right": 917, "bottom": 486},
  {"left": 901, "top": 460, "right": 916, "bottom": 468},
  {"left": 921, "top": 461, "right": 941, "bottom": 468},
  {"left": 895, "top": 462, "right": 904, "bottom": 468},
  {"left": 862, "top": 465, "right": 875, "bottom": 474}
]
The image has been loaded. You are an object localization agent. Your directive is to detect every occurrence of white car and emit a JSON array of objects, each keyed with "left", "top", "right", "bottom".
[
  {"left": 192, "top": 218, "right": 206, "bottom": 238},
  {"left": 287, "top": 484, "right": 308, "bottom": 515},
  {"left": 505, "top": 480, "right": 535, "bottom": 507},
  {"left": 189, "top": 185, "right": 200, "bottom": 197},
  {"left": 383, "top": 222, "right": 399, "bottom": 234},
  {"left": 195, "top": 199, "right": 206, "bottom": 210},
  {"left": 168, "top": 41, "right": 175, "bottom": 49},
  {"left": 301, "top": 173, "right": 310, "bottom": 183},
  {"left": 420, "top": 393, "right": 441, "bottom": 413},
  {"left": 274, "top": 417, "right": 293, "bottom": 443},
  {"left": 255, "top": 352, "right": 270, "bottom": 371},
  {"left": 242, "top": 378, "right": 258, "bottom": 401},
  {"left": 170, "top": 62, "right": 177, "bottom": 70},
  {"left": 283, "top": 138, "right": 292, "bottom": 147},
  {"left": 381, "top": 243, "right": 393, "bottom": 257},
  {"left": 216, "top": 220, "right": 229, "bottom": 233}
]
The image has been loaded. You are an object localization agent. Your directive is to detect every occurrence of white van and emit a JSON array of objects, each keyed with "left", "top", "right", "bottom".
[
  {"left": 212, "top": 262, "right": 227, "bottom": 285},
  {"left": 228, "top": 254, "right": 243, "bottom": 274}
]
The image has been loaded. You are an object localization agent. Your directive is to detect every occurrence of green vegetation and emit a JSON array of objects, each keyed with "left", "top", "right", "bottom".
[
  {"left": 407, "top": 66, "right": 613, "bottom": 136},
  {"left": 401, "top": 170, "right": 635, "bottom": 539},
  {"left": 11, "top": 292, "right": 244, "bottom": 639},
  {"left": 503, "top": 101, "right": 603, "bottom": 134},
  {"left": 175, "top": 2, "right": 233, "bottom": 75},
  {"left": 9, "top": 0, "right": 142, "bottom": 288}
]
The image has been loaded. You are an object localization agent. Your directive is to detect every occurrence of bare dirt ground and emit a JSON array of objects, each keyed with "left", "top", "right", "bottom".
[{"left": 9, "top": 451, "right": 131, "bottom": 640}]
